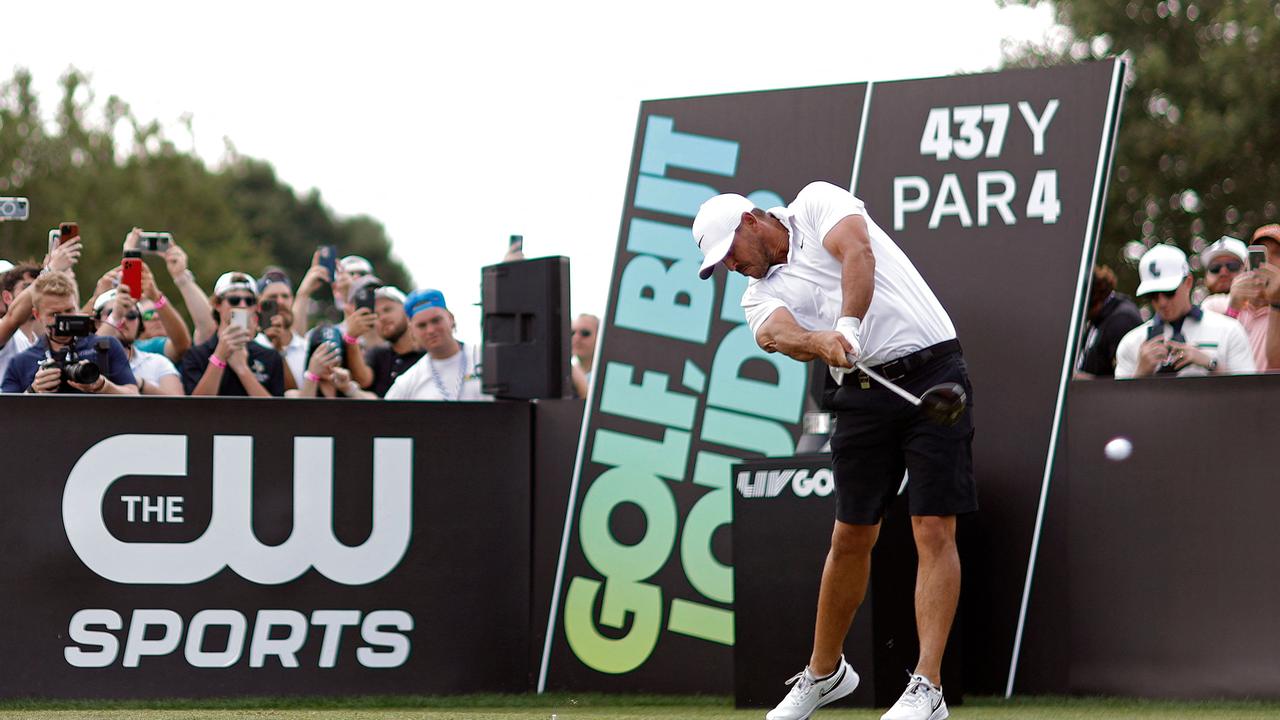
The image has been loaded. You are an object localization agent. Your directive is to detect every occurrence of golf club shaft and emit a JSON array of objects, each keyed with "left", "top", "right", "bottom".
[{"left": 853, "top": 359, "right": 922, "bottom": 406}]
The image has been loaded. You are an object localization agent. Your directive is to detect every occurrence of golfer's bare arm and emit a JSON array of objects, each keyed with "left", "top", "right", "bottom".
[
  {"left": 821, "top": 215, "right": 875, "bottom": 320},
  {"left": 757, "top": 308, "right": 821, "bottom": 361}
]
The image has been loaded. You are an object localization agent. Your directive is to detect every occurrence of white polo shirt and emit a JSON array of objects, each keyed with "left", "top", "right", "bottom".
[
  {"left": 1114, "top": 307, "right": 1255, "bottom": 378},
  {"left": 741, "top": 181, "right": 956, "bottom": 366}
]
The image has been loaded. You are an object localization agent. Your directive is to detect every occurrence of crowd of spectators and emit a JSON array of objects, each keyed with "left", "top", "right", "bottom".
[
  {"left": 1076, "top": 224, "right": 1280, "bottom": 379},
  {"left": 0, "top": 226, "right": 600, "bottom": 400}
]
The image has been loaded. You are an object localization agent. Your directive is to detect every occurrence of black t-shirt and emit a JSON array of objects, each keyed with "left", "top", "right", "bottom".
[
  {"left": 1078, "top": 293, "right": 1143, "bottom": 377},
  {"left": 366, "top": 345, "right": 425, "bottom": 397},
  {"left": 180, "top": 336, "right": 285, "bottom": 396}
]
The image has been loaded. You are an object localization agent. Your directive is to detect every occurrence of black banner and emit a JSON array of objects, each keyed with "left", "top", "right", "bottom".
[
  {"left": 539, "top": 84, "right": 867, "bottom": 692},
  {"left": 542, "top": 61, "right": 1124, "bottom": 694},
  {"left": 0, "top": 397, "right": 531, "bottom": 698},
  {"left": 853, "top": 61, "right": 1125, "bottom": 692}
]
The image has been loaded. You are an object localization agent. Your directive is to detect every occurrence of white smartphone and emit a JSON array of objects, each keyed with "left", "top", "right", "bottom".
[
  {"left": 230, "top": 308, "right": 251, "bottom": 331},
  {"left": 48, "top": 229, "right": 60, "bottom": 256}
]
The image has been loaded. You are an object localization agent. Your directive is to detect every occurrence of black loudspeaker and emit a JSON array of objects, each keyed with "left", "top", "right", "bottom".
[{"left": 481, "top": 256, "right": 571, "bottom": 400}]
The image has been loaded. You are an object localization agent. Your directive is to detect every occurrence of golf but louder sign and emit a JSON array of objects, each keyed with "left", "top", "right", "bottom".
[{"left": 541, "top": 60, "right": 1124, "bottom": 694}]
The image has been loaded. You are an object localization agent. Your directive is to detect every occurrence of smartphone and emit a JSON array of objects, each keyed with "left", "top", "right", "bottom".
[
  {"left": 318, "top": 245, "right": 338, "bottom": 282},
  {"left": 354, "top": 283, "right": 379, "bottom": 313},
  {"left": 230, "top": 308, "right": 251, "bottom": 331},
  {"left": 139, "top": 231, "right": 173, "bottom": 255},
  {"left": 306, "top": 324, "right": 347, "bottom": 369},
  {"left": 508, "top": 234, "right": 523, "bottom": 255},
  {"left": 59, "top": 222, "right": 79, "bottom": 244},
  {"left": 0, "top": 197, "right": 29, "bottom": 221},
  {"left": 48, "top": 229, "right": 60, "bottom": 256},
  {"left": 257, "top": 299, "right": 280, "bottom": 329},
  {"left": 121, "top": 251, "right": 143, "bottom": 300},
  {"left": 1248, "top": 245, "right": 1268, "bottom": 270}
]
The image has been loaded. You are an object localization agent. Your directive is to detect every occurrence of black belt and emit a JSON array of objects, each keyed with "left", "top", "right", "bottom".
[{"left": 861, "top": 339, "right": 961, "bottom": 383}]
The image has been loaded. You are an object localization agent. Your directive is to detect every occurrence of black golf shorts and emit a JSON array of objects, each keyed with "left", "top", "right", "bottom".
[{"left": 825, "top": 351, "right": 977, "bottom": 525}]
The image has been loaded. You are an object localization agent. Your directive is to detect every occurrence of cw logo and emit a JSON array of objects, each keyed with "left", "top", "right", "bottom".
[{"left": 62, "top": 434, "right": 413, "bottom": 586}]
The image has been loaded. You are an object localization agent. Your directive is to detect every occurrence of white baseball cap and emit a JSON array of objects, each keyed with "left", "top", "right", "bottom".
[
  {"left": 375, "top": 285, "right": 407, "bottom": 304},
  {"left": 693, "top": 194, "right": 754, "bottom": 280},
  {"left": 1136, "top": 244, "right": 1190, "bottom": 296},
  {"left": 340, "top": 255, "right": 374, "bottom": 275},
  {"left": 93, "top": 288, "right": 117, "bottom": 313},
  {"left": 0, "top": 260, "right": 13, "bottom": 275},
  {"left": 1199, "top": 236, "right": 1248, "bottom": 267},
  {"left": 213, "top": 271, "right": 258, "bottom": 298}
]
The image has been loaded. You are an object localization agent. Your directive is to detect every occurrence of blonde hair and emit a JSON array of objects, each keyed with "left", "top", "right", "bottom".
[{"left": 32, "top": 271, "right": 79, "bottom": 311}]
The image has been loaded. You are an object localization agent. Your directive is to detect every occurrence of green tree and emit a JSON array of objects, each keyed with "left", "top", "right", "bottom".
[
  {"left": 0, "top": 67, "right": 412, "bottom": 321},
  {"left": 1000, "top": 0, "right": 1280, "bottom": 290}
]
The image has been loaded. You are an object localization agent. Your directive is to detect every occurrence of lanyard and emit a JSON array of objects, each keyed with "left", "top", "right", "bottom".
[{"left": 427, "top": 343, "right": 468, "bottom": 401}]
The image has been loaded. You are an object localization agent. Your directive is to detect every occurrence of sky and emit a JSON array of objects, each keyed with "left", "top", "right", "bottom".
[{"left": 4, "top": 0, "right": 1060, "bottom": 340}]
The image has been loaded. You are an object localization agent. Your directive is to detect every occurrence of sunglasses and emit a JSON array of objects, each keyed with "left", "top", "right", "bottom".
[
  {"left": 123, "top": 311, "right": 140, "bottom": 321},
  {"left": 571, "top": 329, "right": 593, "bottom": 338},
  {"left": 224, "top": 295, "right": 257, "bottom": 307},
  {"left": 1149, "top": 290, "right": 1178, "bottom": 300},
  {"left": 1207, "top": 261, "right": 1243, "bottom": 273}
]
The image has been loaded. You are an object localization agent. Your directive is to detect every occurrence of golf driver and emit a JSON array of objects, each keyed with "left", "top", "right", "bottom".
[{"left": 854, "top": 360, "right": 967, "bottom": 426}]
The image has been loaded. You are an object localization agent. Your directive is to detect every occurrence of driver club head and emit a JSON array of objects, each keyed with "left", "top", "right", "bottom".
[{"left": 919, "top": 383, "right": 967, "bottom": 426}]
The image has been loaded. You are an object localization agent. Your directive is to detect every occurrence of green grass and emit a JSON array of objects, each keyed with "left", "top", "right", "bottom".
[{"left": 0, "top": 695, "right": 1277, "bottom": 719}]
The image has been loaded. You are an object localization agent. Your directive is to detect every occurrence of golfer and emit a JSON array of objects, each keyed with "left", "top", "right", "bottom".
[{"left": 692, "top": 182, "right": 976, "bottom": 720}]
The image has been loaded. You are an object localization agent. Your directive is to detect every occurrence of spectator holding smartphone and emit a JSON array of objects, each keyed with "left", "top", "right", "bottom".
[
  {"left": 1200, "top": 236, "right": 1273, "bottom": 370},
  {"left": 0, "top": 263, "right": 43, "bottom": 379},
  {"left": 181, "top": 272, "right": 284, "bottom": 397},
  {"left": 254, "top": 269, "right": 307, "bottom": 387},
  {"left": 364, "top": 286, "right": 423, "bottom": 397},
  {"left": 1115, "top": 245, "right": 1255, "bottom": 377},
  {"left": 295, "top": 336, "right": 373, "bottom": 399},
  {"left": 93, "top": 289, "right": 182, "bottom": 395}
]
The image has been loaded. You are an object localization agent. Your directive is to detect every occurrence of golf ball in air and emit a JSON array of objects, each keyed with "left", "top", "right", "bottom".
[{"left": 1104, "top": 437, "right": 1133, "bottom": 461}]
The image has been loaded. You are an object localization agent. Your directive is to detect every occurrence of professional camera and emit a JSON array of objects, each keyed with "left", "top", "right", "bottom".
[
  {"left": 0, "top": 197, "right": 29, "bottom": 221},
  {"left": 39, "top": 315, "right": 102, "bottom": 386}
]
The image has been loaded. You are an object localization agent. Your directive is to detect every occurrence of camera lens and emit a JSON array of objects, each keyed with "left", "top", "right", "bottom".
[{"left": 65, "top": 360, "right": 101, "bottom": 385}]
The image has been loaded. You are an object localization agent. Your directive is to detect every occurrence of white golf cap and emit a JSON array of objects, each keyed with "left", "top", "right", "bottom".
[
  {"left": 0, "top": 260, "right": 13, "bottom": 275},
  {"left": 213, "top": 271, "right": 258, "bottom": 298},
  {"left": 1136, "top": 244, "right": 1190, "bottom": 296},
  {"left": 340, "top": 255, "right": 374, "bottom": 275},
  {"left": 375, "top": 285, "right": 407, "bottom": 304},
  {"left": 693, "top": 193, "right": 754, "bottom": 280},
  {"left": 1199, "top": 236, "right": 1248, "bottom": 267}
]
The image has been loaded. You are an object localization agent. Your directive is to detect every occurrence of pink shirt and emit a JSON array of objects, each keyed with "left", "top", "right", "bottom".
[{"left": 1202, "top": 295, "right": 1273, "bottom": 370}]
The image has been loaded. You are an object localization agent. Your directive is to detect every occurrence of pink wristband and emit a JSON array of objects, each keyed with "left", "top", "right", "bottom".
[
  {"left": 304, "top": 371, "right": 321, "bottom": 383},
  {"left": 209, "top": 354, "right": 228, "bottom": 369},
  {"left": 342, "top": 332, "right": 359, "bottom": 345},
  {"left": 153, "top": 294, "right": 168, "bottom": 311},
  {"left": 1226, "top": 306, "right": 1240, "bottom": 319}
]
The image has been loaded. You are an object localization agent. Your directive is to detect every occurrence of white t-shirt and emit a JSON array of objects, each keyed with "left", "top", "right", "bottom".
[
  {"left": 0, "top": 327, "right": 35, "bottom": 380},
  {"left": 740, "top": 181, "right": 956, "bottom": 366},
  {"left": 386, "top": 342, "right": 491, "bottom": 401},
  {"left": 129, "top": 348, "right": 180, "bottom": 387},
  {"left": 1114, "top": 308, "right": 1256, "bottom": 378}
]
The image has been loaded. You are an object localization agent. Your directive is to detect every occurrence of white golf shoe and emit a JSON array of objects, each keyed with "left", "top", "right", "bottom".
[
  {"left": 765, "top": 655, "right": 859, "bottom": 720},
  {"left": 881, "top": 673, "right": 948, "bottom": 720}
]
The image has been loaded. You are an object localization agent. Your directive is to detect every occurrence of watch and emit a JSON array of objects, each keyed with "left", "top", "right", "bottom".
[{"left": 1207, "top": 358, "right": 1219, "bottom": 372}]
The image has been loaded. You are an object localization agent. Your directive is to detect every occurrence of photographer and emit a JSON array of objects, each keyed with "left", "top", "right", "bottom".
[
  {"left": 1, "top": 272, "right": 137, "bottom": 394},
  {"left": 94, "top": 288, "right": 182, "bottom": 396},
  {"left": 181, "top": 272, "right": 285, "bottom": 397}
]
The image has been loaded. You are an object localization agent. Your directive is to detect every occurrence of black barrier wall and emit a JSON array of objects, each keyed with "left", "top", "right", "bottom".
[
  {"left": 0, "top": 397, "right": 531, "bottom": 698},
  {"left": 1015, "top": 375, "right": 1280, "bottom": 699}
]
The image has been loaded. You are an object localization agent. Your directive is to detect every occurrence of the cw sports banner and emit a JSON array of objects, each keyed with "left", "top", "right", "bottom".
[
  {"left": 541, "top": 60, "right": 1124, "bottom": 693},
  {"left": 0, "top": 397, "right": 531, "bottom": 698}
]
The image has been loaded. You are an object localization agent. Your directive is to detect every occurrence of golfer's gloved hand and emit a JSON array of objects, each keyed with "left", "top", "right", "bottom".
[{"left": 829, "top": 316, "right": 863, "bottom": 385}]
